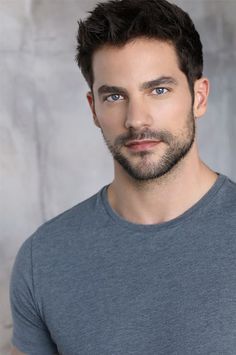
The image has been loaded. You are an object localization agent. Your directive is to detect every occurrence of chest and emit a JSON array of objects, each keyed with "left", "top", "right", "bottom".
[{"left": 40, "top": 232, "right": 236, "bottom": 354}]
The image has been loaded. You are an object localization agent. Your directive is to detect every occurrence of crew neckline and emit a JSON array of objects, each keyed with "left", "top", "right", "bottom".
[{"left": 100, "top": 174, "right": 227, "bottom": 232}]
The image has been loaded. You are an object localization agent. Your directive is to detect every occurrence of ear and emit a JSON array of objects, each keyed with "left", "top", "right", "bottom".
[
  {"left": 193, "top": 77, "right": 210, "bottom": 119},
  {"left": 86, "top": 91, "right": 101, "bottom": 128}
]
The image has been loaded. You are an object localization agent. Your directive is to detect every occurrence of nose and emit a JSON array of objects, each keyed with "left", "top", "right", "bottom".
[{"left": 124, "top": 97, "right": 153, "bottom": 130}]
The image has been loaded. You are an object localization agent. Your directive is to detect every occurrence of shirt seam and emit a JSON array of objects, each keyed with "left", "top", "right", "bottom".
[{"left": 100, "top": 175, "right": 227, "bottom": 233}]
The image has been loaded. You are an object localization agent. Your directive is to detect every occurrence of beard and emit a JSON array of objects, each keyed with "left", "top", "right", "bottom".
[{"left": 101, "top": 110, "right": 196, "bottom": 181}]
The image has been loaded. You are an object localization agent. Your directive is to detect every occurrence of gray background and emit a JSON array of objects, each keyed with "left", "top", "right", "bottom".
[{"left": 1, "top": 0, "right": 236, "bottom": 352}]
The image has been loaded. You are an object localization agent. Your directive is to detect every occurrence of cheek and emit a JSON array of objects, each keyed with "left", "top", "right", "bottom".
[
  {"left": 96, "top": 103, "right": 126, "bottom": 131},
  {"left": 149, "top": 97, "right": 192, "bottom": 129}
]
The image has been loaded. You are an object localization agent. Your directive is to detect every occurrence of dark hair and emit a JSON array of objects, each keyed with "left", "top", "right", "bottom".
[{"left": 76, "top": 0, "right": 203, "bottom": 96}]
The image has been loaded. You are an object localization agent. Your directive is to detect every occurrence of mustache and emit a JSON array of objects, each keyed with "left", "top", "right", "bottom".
[{"left": 114, "top": 129, "right": 174, "bottom": 146}]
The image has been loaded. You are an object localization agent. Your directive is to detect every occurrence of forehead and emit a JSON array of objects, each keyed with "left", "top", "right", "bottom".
[{"left": 92, "top": 38, "right": 183, "bottom": 90}]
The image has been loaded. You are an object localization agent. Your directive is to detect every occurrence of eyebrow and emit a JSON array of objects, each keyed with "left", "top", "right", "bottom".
[
  {"left": 141, "top": 76, "right": 178, "bottom": 90},
  {"left": 97, "top": 76, "right": 178, "bottom": 98},
  {"left": 98, "top": 85, "right": 127, "bottom": 97}
]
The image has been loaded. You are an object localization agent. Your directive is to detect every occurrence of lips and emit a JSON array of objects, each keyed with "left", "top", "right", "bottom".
[{"left": 125, "top": 140, "right": 161, "bottom": 152}]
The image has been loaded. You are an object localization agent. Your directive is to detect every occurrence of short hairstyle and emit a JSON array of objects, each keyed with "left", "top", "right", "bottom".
[{"left": 76, "top": 0, "right": 203, "bottom": 96}]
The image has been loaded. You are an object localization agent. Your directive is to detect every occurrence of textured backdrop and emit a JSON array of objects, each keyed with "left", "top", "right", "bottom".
[{"left": 1, "top": 0, "right": 236, "bottom": 352}]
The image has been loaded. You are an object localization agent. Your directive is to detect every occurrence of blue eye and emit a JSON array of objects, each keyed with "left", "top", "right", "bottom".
[
  {"left": 106, "top": 94, "right": 124, "bottom": 102},
  {"left": 153, "top": 87, "right": 168, "bottom": 95}
]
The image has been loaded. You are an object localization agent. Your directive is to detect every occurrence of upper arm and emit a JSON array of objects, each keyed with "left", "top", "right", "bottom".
[{"left": 10, "top": 237, "right": 58, "bottom": 354}]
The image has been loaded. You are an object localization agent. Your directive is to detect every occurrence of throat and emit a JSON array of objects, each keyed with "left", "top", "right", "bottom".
[{"left": 107, "top": 164, "right": 218, "bottom": 225}]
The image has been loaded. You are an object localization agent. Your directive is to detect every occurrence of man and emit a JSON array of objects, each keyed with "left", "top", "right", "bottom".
[{"left": 10, "top": 0, "right": 236, "bottom": 354}]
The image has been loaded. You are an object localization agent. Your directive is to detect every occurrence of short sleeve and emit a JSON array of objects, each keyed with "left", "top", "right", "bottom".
[{"left": 10, "top": 236, "right": 58, "bottom": 355}]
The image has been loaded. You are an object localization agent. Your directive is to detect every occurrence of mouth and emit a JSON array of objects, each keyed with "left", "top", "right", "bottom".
[{"left": 125, "top": 140, "right": 161, "bottom": 152}]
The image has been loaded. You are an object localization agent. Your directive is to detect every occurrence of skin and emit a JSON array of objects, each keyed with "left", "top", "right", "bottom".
[{"left": 87, "top": 37, "right": 217, "bottom": 224}]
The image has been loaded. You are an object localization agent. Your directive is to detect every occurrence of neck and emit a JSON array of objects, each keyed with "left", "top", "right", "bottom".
[{"left": 107, "top": 145, "right": 218, "bottom": 225}]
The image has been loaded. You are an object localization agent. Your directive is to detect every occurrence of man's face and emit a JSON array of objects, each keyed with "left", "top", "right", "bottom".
[{"left": 88, "top": 38, "right": 205, "bottom": 181}]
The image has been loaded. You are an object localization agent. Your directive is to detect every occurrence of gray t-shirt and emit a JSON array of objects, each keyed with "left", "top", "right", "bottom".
[{"left": 10, "top": 174, "right": 236, "bottom": 354}]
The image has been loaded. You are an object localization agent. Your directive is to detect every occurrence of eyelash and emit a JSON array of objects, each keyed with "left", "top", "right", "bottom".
[
  {"left": 104, "top": 94, "right": 124, "bottom": 102},
  {"left": 153, "top": 87, "right": 169, "bottom": 95},
  {"left": 103, "top": 87, "right": 170, "bottom": 102}
]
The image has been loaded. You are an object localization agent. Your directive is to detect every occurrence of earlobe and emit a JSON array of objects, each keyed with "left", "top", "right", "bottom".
[
  {"left": 193, "top": 78, "right": 210, "bottom": 118},
  {"left": 86, "top": 91, "right": 101, "bottom": 128}
]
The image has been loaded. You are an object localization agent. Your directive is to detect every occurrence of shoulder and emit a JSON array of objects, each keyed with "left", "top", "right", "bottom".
[
  {"left": 32, "top": 187, "right": 106, "bottom": 245},
  {"left": 216, "top": 175, "right": 236, "bottom": 207},
  {"left": 13, "top": 187, "right": 108, "bottom": 270},
  {"left": 10, "top": 187, "right": 108, "bottom": 296},
  {"left": 208, "top": 175, "right": 236, "bottom": 228},
  {"left": 41, "top": 188, "right": 103, "bottom": 232}
]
